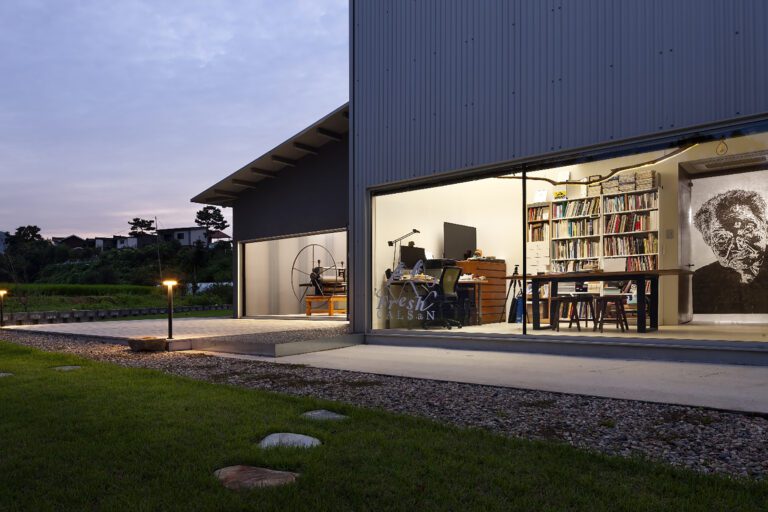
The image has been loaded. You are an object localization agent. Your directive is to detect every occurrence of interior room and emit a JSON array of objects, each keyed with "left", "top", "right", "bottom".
[
  {"left": 242, "top": 230, "right": 347, "bottom": 318},
  {"left": 371, "top": 131, "right": 768, "bottom": 342}
]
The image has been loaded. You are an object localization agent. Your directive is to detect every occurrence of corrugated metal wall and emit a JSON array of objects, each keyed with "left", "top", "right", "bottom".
[{"left": 349, "top": 0, "right": 768, "bottom": 332}]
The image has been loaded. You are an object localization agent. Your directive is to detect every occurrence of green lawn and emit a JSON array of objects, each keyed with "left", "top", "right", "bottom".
[
  {"left": 0, "top": 342, "right": 765, "bottom": 511},
  {"left": 106, "top": 309, "right": 231, "bottom": 321}
]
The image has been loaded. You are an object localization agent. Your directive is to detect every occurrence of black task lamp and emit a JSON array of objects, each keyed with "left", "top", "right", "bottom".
[{"left": 387, "top": 228, "right": 420, "bottom": 273}]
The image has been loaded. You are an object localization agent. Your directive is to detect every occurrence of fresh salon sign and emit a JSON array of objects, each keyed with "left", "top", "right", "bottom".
[{"left": 375, "top": 260, "right": 438, "bottom": 321}]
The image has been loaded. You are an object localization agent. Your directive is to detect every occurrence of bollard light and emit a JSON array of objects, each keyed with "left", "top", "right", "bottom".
[
  {"left": 162, "top": 280, "right": 178, "bottom": 340},
  {"left": 0, "top": 290, "right": 7, "bottom": 328}
]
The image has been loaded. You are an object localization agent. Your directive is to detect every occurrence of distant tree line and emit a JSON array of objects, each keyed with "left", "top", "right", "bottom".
[{"left": 1, "top": 208, "right": 232, "bottom": 287}]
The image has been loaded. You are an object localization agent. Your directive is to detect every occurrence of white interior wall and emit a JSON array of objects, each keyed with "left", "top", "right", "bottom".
[{"left": 243, "top": 231, "right": 347, "bottom": 316}]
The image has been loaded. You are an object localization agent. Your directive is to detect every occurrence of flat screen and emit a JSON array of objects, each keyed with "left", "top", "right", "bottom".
[
  {"left": 443, "top": 222, "right": 477, "bottom": 260},
  {"left": 400, "top": 245, "right": 426, "bottom": 268}
]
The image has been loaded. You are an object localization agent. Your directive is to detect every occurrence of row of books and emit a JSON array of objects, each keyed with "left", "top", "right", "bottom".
[
  {"left": 625, "top": 255, "right": 658, "bottom": 271},
  {"left": 552, "top": 239, "right": 600, "bottom": 260},
  {"left": 604, "top": 211, "right": 659, "bottom": 234},
  {"left": 527, "top": 206, "right": 550, "bottom": 222},
  {"left": 603, "top": 234, "right": 658, "bottom": 256},
  {"left": 527, "top": 223, "right": 549, "bottom": 242},
  {"left": 603, "top": 191, "right": 658, "bottom": 213},
  {"left": 552, "top": 197, "right": 600, "bottom": 219},
  {"left": 551, "top": 260, "right": 597, "bottom": 273},
  {"left": 552, "top": 218, "right": 599, "bottom": 238}
]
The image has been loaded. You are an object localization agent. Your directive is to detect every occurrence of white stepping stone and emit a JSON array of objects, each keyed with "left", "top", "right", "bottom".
[
  {"left": 214, "top": 465, "right": 298, "bottom": 490},
  {"left": 301, "top": 409, "right": 349, "bottom": 421},
  {"left": 0, "top": 372, "right": 13, "bottom": 378},
  {"left": 52, "top": 366, "right": 81, "bottom": 372},
  {"left": 258, "top": 433, "right": 321, "bottom": 449}
]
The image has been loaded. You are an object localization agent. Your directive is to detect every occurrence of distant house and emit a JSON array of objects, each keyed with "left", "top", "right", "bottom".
[
  {"left": 94, "top": 237, "right": 117, "bottom": 251},
  {"left": 113, "top": 233, "right": 157, "bottom": 250},
  {"left": 52, "top": 235, "right": 86, "bottom": 249},
  {"left": 157, "top": 227, "right": 230, "bottom": 247},
  {"left": 0, "top": 231, "right": 9, "bottom": 254}
]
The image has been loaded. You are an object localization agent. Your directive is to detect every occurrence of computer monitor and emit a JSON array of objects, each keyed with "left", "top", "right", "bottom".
[
  {"left": 400, "top": 245, "right": 426, "bottom": 268},
  {"left": 443, "top": 222, "right": 477, "bottom": 260}
]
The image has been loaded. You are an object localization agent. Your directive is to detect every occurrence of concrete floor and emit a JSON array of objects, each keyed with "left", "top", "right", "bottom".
[
  {"left": 221, "top": 344, "right": 768, "bottom": 414},
  {"left": 453, "top": 321, "right": 768, "bottom": 342},
  {"left": 7, "top": 317, "right": 349, "bottom": 341}
]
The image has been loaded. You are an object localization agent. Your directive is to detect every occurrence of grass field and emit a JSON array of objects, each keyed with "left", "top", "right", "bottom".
[
  {"left": 0, "top": 283, "right": 231, "bottom": 312},
  {"left": 0, "top": 342, "right": 766, "bottom": 511}
]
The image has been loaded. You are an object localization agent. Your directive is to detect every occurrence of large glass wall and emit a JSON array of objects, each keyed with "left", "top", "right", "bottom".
[
  {"left": 370, "top": 131, "right": 768, "bottom": 342},
  {"left": 242, "top": 230, "right": 347, "bottom": 317}
]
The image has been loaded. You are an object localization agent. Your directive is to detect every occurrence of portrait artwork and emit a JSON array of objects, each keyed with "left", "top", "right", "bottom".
[{"left": 691, "top": 172, "right": 768, "bottom": 314}]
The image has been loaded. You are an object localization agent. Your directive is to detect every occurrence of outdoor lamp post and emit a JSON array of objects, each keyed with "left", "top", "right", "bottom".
[
  {"left": 0, "top": 290, "right": 7, "bottom": 328},
  {"left": 162, "top": 280, "right": 178, "bottom": 340}
]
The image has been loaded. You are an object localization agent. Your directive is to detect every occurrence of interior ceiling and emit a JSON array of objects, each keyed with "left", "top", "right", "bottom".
[
  {"left": 191, "top": 103, "right": 349, "bottom": 207},
  {"left": 680, "top": 149, "right": 768, "bottom": 175}
]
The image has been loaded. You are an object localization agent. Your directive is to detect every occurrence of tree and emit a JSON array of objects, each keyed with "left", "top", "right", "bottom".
[
  {"left": 12, "top": 225, "right": 43, "bottom": 243},
  {"left": 128, "top": 218, "right": 155, "bottom": 235},
  {"left": 195, "top": 206, "right": 229, "bottom": 232}
]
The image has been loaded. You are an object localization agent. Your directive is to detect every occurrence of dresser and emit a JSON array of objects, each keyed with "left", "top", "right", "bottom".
[{"left": 456, "top": 259, "right": 507, "bottom": 324}]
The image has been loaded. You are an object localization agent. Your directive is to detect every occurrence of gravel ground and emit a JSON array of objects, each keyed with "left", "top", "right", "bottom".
[{"left": 3, "top": 331, "right": 767, "bottom": 480}]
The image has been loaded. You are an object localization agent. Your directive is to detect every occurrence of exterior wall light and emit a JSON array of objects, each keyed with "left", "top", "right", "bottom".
[
  {"left": 162, "top": 280, "right": 178, "bottom": 339},
  {"left": 0, "top": 290, "right": 7, "bottom": 328}
]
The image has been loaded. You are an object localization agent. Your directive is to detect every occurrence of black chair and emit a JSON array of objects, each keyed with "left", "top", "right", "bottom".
[{"left": 423, "top": 266, "right": 464, "bottom": 329}]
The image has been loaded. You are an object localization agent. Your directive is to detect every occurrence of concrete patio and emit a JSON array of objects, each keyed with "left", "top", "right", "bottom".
[
  {"left": 218, "top": 344, "right": 768, "bottom": 414},
  {"left": 7, "top": 317, "right": 358, "bottom": 357}
]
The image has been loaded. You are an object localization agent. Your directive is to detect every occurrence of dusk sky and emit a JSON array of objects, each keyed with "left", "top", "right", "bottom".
[{"left": 0, "top": 0, "right": 348, "bottom": 238}]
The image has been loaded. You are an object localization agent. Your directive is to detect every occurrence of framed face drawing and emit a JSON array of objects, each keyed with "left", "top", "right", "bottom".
[{"left": 690, "top": 170, "right": 768, "bottom": 314}]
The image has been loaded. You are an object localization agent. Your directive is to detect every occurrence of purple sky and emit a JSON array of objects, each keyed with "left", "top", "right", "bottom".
[{"left": 0, "top": 0, "right": 348, "bottom": 238}]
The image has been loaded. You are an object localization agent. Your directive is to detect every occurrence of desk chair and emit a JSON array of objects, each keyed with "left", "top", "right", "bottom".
[{"left": 423, "top": 266, "right": 464, "bottom": 330}]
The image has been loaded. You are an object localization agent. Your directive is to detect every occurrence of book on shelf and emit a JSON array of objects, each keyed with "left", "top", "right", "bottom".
[
  {"left": 603, "top": 211, "right": 658, "bottom": 234},
  {"left": 552, "top": 239, "right": 599, "bottom": 260},
  {"left": 552, "top": 197, "right": 600, "bottom": 219},
  {"left": 552, "top": 218, "right": 599, "bottom": 238},
  {"left": 527, "top": 223, "right": 549, "bottom": 242},
  {"left": 603, "top": 233, "right": 658, "bottom": 256},
  {"left": 603, "top": 190, "right": 658, "bottom": 213},
  {"left": 552, "top": 260, "right": 597, "bottom": 273},
  {"left": 527, "top": 205, "right": 550, "bottom": 222}
]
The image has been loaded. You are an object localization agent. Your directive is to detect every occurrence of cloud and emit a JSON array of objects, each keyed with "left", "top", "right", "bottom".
[{"left": 0, "top": 0, "right": 348, "bottom": 238}]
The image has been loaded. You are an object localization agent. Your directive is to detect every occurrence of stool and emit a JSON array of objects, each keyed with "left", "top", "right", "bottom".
[
  {"left": 551, "top": 295, "right": 596, "bottom": 332},
  {"left": 594, "top": 295, "right": 629, "bottom": 332}
]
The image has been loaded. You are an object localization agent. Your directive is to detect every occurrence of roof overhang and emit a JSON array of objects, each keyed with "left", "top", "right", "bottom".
[{"left": 191, "top": 103, "right": 349, "bottom": 206}]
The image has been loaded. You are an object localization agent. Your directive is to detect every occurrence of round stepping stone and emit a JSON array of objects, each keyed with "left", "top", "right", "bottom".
[
  {"left": 52, "top": 366, "right": 81, "bottom": 372},
  {"left": 301, "top": 409, "right": 349, "bottom": 421},
  {"left": 214, "top": 465, "right": 298, "bottom": 490},
  {"left": 0, "top": 372, "right": 13, "bottom": 378},
  {"left": 258, "top": 433, "right": 321, "bottom": 449}
]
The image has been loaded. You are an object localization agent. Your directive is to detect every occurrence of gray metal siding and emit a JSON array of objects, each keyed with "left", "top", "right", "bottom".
[
  {"left": 350, "top": 0, "right": 768, "bottom": 332},
  {"left": 232, "top": 136, "right": 349, "bottom": 242}
]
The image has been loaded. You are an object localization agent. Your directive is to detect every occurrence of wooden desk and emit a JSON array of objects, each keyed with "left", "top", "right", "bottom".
[
  {"left": 521, "top": 270, "right": 689, "bottom": 334},
  {"left": 386, "top": 278, "right": 490, "bottom": 326}
]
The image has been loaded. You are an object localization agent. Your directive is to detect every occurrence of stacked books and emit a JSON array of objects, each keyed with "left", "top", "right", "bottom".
[
  {"left": 618, "top": 173, "right": 636, "bottom": 192},
  {"left": 636, "top": 169, "right": 657, "bottom": 190},
  {"left": 601, "top": 176, "right": 619, "bottom": 195}
]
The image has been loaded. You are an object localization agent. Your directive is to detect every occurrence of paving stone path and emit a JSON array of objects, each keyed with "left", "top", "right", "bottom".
[
  {"left": 214, "top": 465, "right": 299, "bottom": 490},
  {"left": 258, "top": 433, "right": 322, "bottom": 449},
  {"left": 52, "top": 365, "right": 81, "bottom": 371},
  {"left": 301, "top": 409, "right": 349, "bottom": 421}
]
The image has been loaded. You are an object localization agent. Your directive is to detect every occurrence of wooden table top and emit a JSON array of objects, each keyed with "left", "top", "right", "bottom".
[
  {"left": 389, "top": 277, "right": 491, "bottom": 285},
  {"left": 507, "top": 269, "right": 692, "bottom": 280}
]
